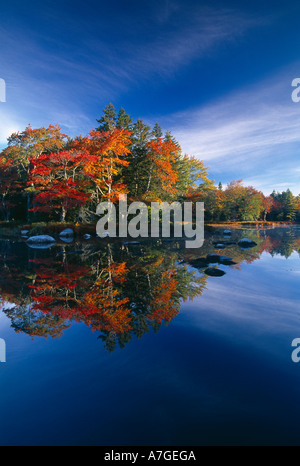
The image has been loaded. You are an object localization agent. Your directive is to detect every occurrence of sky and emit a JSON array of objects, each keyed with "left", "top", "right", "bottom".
[{"left": 0, "top": 0, "right": 300, "bottom": 194}]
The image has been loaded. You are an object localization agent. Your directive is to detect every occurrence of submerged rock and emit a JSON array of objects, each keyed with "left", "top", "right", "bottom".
[
  {"left": 189, "top": 257, "right": 209, "bottom": 268},
  {"left": 213, "top": 240, "right": 236, "bottom": 246},
  {"left": 206, "top": 254, "right": 235, "bottom": 266},
  {"left": 238, "top": 238, "right": 257, "bottom": 248},
  {"left": 206, "top": 254, "right": 222, "bottom": 263},
  {"left": 219, "top": 256, "right": 234, "bottom": 264},
  {"left": 204, "top": 267, "right": 226, "bottom": 277}
]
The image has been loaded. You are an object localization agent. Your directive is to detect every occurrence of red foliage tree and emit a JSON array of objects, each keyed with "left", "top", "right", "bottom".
[{"left": 29, "top": 150, "right": 91, "bottom": 221}]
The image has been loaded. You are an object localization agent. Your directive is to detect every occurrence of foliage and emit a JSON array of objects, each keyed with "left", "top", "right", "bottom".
[{"left": 0, "top": 104, "right": 298, "bottom": 223}]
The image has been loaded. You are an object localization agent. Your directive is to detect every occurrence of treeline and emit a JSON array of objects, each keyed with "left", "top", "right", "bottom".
[{"left": 0, "top": 103, "right": 299, "bottom": 224}]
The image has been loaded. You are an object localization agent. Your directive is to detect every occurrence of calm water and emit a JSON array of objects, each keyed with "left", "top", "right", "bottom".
[{"left": 0, "top": 226, "right": 299, "bottom": 446}]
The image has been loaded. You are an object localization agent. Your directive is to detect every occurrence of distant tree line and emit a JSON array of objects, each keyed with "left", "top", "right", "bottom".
[{"left": 0, "top": 103, "right": 299, "bottom": 224}]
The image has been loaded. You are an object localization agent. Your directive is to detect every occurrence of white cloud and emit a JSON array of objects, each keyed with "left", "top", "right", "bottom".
[{"left": 159, "top": 68, "right": 300, "bottom": 194}]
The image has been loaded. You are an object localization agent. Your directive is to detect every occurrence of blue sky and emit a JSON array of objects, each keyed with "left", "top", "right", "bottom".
[{"left": 0, "top": 0, "right": 300, "bottom": 194}]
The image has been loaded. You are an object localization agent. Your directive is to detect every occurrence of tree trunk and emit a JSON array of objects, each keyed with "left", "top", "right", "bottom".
[
  {"left": 146, "top": 163, "right": 153, "bottom": 193},
  {"left": 61, "top": 205, "right": 66, "bottom": 223}
]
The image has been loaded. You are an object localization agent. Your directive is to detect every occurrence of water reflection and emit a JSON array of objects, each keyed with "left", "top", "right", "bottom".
[{"left": 0, "top": 226, "right": 299, "bottom": 352}]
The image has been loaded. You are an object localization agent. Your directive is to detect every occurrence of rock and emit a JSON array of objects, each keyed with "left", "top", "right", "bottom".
[
  {"left": 213, "top": 240, "right": 236, "bottom": 246},
  {"left": 219, "top": 255, "right": 234, "bottom": 264},
  {"left": 206, "top": 254, "right": 234, "bottom": 265},
  {"left": 220, "top": 258, "right": 236, "bottom": 265},
  {"left": 189, "top": 257, "right": 209, "bottom": 268},
  {"left": 60, "top": 236, "right": 73, "bottom": 243},
  {"left": 59, "top": 228, "right": 74, "bottom": 238},
  {"left": 21, "top": 230, "right": 29, "bottom": 236},
  {"left": 26, "top": 235, "right": 56, "bottom": 244},
  {"left": 223, "top": 230, "right": 232, "bottom": 235},
  {"left": 204, "top": 267, "right": 226, "bottom": 277},
  {"left": 26, "top": 235, "right": 56, "bottom": 249},
  {"left": 214, "top": 243, "right": 226, "bottom": 249},
  {"left": 83, "top": 234, "right": 91, "bottom": 239},
  {"left": 206, "top": 254, "right": 222, "bottom": 263},
  {"left": 238, "top": 238, "right": 257, "bottom": 248}
]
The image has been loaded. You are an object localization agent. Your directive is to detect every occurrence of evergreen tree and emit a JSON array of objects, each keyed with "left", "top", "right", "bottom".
[
  {"left": 151, "top": 122, "right": 163, "bottom": 139},
  {"left": 122, "top": 119, "right": 152, "bottom": 198},
  {"left": 96, "top": 103, "right": 117, "bottom": 132},
  {"left": 117, "top": 107, "right": 133, "bottom": 131}
]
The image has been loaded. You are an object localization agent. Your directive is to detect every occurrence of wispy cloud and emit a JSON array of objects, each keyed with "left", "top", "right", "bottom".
[
  {"left": 161, "top": 68, "right": 300, "bottom": 194},
  {"left": 0, "top": 5, "right": 266, "bottom": 147},
  {"left": 105, "top": 7, "right": 266, "bottom": 80}
]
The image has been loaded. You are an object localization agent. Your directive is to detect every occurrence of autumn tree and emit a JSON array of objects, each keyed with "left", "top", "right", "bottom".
[
  {"left": 29, "top": 150, "right": 91, "bottom": 222},
  {"left": 72, "top": 128, "right": 132, "bottom": 203},
  {"left": 3, "top": 124, "right": 69, "bottom": 220},
  {"left": 144, "top": 137, "right": 179, "bottom": 201},
  {"left": 223, "top": 180, "right": 263, "bottom": 221},
  {"left": 261, "top": 194, "right": 275, "bottom": 222}
]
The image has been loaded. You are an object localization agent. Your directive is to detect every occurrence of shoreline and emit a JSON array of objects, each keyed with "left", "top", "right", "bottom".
[{"left": 0, "top": 220, "right": 297, "bottom": 240}]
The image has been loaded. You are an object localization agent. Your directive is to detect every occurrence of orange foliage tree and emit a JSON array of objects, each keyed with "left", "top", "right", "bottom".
[
  {"left": 72, "top": 128, "right": 132, "bottom": 203},
  {"left": 29, "top": 150, "right": 91, "bottom": 221}
]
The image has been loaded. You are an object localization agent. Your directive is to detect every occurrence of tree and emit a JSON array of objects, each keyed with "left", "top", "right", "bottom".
[
  {"left": 4, "top": 124, "right": 69, "bottom": 220},
  {"left": 29, "top": 150, "right": 91, "bottom": 222},
  {"left": 117, "top": 107, "right": 133, "bottom": 131},
  {"left": 261, "top": 194, "right": 275, "bottom": 222},
  {"left": 96, "top": 103, "right": 117, "bottom": 132},
  {"left": 73, "top": 128, "right": 132, "bottom": 203},
  {"left": 122, "top": 118, "right": 151, "bottom": 199},
  {"left": 222, "top": 180, "right": 263, "bottom": 221},
  {"left": 0, "top": 156, "right": 20, "bottom": 220},
  {"left": 144, "top": 137, "right": 179, "bottom": 201}
]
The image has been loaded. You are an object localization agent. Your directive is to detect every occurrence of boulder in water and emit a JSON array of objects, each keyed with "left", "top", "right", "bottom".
[
  {"left": 204, "top": 267, "right": 226, "bottom": 277},
  {"left": 238, "top": 238, "right": 257, "bottom": 248}
]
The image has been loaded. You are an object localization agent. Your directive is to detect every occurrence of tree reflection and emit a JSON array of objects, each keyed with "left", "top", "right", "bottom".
[{"left": 0, "top": 226, "right": 299, "bottom": 351}]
